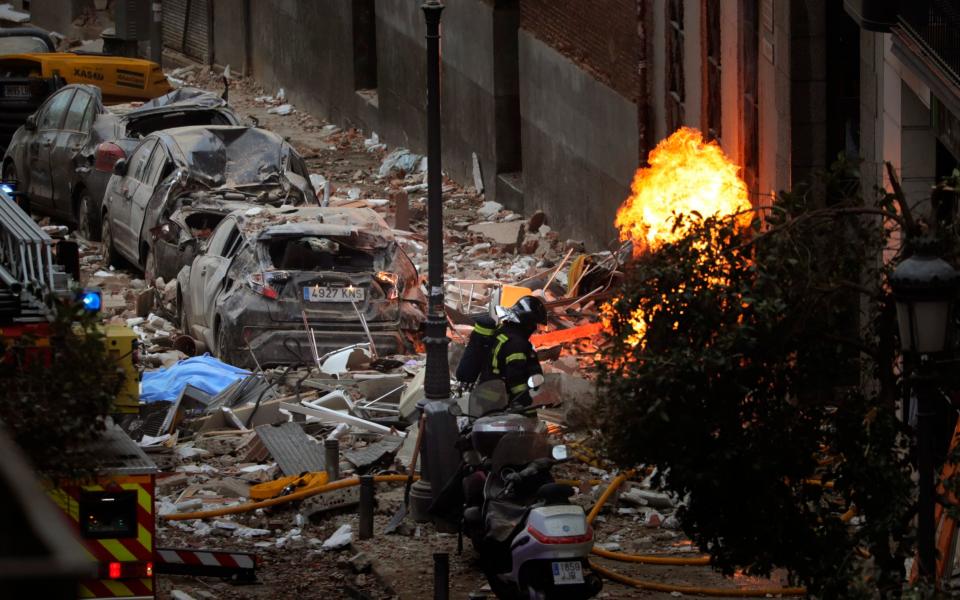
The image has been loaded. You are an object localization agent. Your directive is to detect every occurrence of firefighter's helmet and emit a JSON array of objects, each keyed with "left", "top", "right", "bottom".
[{"left": 502, "top": 295, "right": 547, "bottom": 329}]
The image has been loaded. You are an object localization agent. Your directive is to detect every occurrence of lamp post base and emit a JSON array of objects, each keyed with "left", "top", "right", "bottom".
[{"left": 409, "top": 479, "right": 434, "bottom": 523}]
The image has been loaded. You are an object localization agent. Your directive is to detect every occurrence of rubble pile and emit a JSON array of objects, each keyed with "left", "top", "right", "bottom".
[{"left": 56, "top": 65, "right": 682, "bottom": 597}]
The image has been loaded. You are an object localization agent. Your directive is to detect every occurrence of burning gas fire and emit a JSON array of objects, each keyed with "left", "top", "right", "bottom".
[
  {"left": 615, "top": 126, "right": 751, "bottom": 254},
  {"left": 607, "top": 127, "right": 752, "bottom": 345}
]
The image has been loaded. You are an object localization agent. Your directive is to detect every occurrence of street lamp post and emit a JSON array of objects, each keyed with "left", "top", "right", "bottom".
[
  {"left": 421, "top": 0, "right": 449, "bottom": 402},
  {"left": 890, "top": 247, "right": 959, "bottom": 581},
  {"left": 409, "top": 0, "right": 456, "bottom": 524}
]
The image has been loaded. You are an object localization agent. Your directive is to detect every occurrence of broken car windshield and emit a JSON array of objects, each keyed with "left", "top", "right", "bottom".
[
  {"left": 177, "top": 128, "right": 286, "bottom": 187},
  {"left": 264, "top": 236, "right": 375, "bottom": 272}
]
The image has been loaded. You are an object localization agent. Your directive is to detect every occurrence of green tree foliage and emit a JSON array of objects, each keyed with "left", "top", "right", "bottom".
[
  {"left": 595, "top": 162, "right": 917, "bottom": 597},
  {"left": 0, "top": 291, "right": 122, "bottom": 477}
]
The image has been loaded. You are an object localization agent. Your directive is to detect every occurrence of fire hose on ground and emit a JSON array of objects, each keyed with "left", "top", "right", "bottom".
[
  {"left": 161, "top": 461, "right": 812, "bottom": 595},
  {"left": 585, "top": 471, "right": 807, "bottom": 596},
  {"left": 162, "top": 474, "right": 416, "bottom": 521}
]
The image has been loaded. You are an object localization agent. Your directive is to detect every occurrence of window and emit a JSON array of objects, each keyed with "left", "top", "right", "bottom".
[
  {"left": 126, "top": 139, "right": 156, "bottom": 182},
  {"left": 207, "top": 219, "right": 239, "bottom": 257},
  {"left": 741, "top": 0, "right": 760, "bottom": 194},
  {"left": 80, "top": 100, "right": 96, "bottom": 132},
  {"left": 0, "top": 35, "right": 48, "bottom": 55},
  {"left": 352, "top": 0, "right": 377, "bottom": 91},
  {"left": 143, "top": 146, "right": 168, "bottom": 187},
  {"left": 37, "top": 90, "right": 74, "bottom": 130},
  {"left": 62, "top": 91, "right": 91, "bottom": 132},
  {"left": 702, "top": 0, "right": 722, "bottom": 141},
  {"left": 666, "top": 0, "right": 685, "bottom": 132},
  {"left": 79, "top": 490, "right": 137, "bottom": 539}
]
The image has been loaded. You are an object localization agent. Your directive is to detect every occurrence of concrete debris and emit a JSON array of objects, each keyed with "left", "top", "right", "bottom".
[
  {"left": 322, "top": 524, "right": 353, "bottom": 550},
  {"left": 347, "top": 551, "right": 373, "bottom": 574},
  {"left": 156, "top": 473, "right": 190, "bottom": 493},
  {"left": 620, "top": 485, "right": 675, "bottom": 510},
  {"left": 378, "top": 148, "right": 424, "bottom": 179},
  {"left": 267, "top": 103, "right": 294, "bottom": 116},
  {"left": 472, "top": 152, "right": 483, "bottom": 193},
  {"left": 477, "top": 201, "right": 502, "bottom": 219},
  {"left": 71, "top": 68, "right": 624, "bottom": 599},
  {"left": 175, "top": 498, "right": 204, "bottom": 512},
  {"left": 467, "top": 221, "right": 524, "bottom": 247},
  {"left": 301, "top": 486, "right": 360, "bottom": 521},
  {"left": 234, "top": 526, "right": 273, "bottom": 539}
]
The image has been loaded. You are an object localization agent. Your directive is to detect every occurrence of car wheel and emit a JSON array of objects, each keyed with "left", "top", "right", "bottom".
[
  {"left": 216, "top": 322, "right": 229, "bottom": 362},
  {"left": 100, "top": 214, "right": 122, "bottom": 268},
  {"left": 75, "top": 189, "right": 98, "bottom": 241},
  {"left": 2, "top": 160, "right": 27, "bottom": 212}
]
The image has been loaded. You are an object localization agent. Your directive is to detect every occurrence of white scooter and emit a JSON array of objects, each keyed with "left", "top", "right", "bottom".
[{"left": 457, "top": 377, "right": 603, "bottom": 599}]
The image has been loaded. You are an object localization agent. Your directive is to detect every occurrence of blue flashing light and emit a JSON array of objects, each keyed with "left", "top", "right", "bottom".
[
  {"left": 79, "top": 288, "right": 102, "bottom": 312},
  {"left": 0, "top": 183, "right": 14, "bottom": 197}
]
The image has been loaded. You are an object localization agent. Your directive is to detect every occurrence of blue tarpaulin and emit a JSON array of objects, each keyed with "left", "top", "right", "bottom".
[{"left": 140, "top": 355, "right": 250, "bottom": 403}]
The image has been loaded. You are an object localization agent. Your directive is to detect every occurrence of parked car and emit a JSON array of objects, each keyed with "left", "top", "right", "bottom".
[
  {"left": 0, "top": 49, "right": 171, "bottom": 152},
  {"left": 101, "top": 125, "right": 317, "bottom": 283},
  {"left": 177, "top": 206, "right": 426, "bottom": 367},
  {"left": 0, "top": 28, "right": 58, "bottom": 151},
  {"left": 0, "top": 28, "right": 56, "bottom": 56},
  {"left": 2, "top": 84, "right": 239, "bottom": 239}
]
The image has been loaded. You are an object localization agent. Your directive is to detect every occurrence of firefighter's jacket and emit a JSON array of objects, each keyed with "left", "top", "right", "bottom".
[
  {"left": 480, "top": 323, "right": 543, "bottom": 406},
  {"left": 455, "top": 315, "right": 497, "bottom": 385}
]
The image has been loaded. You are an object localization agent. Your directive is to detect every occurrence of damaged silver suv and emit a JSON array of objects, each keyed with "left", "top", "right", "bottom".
[
  {"left": 101, "top": 125, "right": 315, "bottom": 282},
  {"left": 176, "top": 206, "right": 426, "bottom": 368}
]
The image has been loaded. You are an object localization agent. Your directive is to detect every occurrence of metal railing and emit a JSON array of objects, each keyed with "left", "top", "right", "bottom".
[
  {"left": 0, "top": 189, "right": 56, "bottom": 292},
  {"left": 898, "top": 0, "right": 960, "bottom": 87}
]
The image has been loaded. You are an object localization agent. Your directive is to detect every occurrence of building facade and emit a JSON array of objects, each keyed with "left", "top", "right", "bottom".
[
  {"left": 845, "top": 0, "right": 960, "bottom": 211},
  {"left": 23, "top": 1, "right": 950, "bottom": 248}
]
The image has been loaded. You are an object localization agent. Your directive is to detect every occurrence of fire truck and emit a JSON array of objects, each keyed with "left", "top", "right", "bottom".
[{"left": 0, "top": 185, "right": 157, "bottom": 599}]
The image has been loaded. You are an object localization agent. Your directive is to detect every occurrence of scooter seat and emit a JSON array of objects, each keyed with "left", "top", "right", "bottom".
[{"left": 536, "top": 482, "right": 575, "bottom": 505}]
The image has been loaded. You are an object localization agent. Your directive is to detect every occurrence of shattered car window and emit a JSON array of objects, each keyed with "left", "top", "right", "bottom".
[
  {"left": 184, "top": 212, "right": 225, "bottom": 242},
  {"left": 179, "top": 128, "right": 286, "bottom": 187},
  {"left": 264, "top": 236, "right": 376, "bottom": 272},
  {"left": 0, "top": 36, "right": 49, "bottom": 55}
]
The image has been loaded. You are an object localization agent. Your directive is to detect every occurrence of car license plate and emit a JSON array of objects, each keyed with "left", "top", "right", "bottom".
[
  {"left": 4, "top": 84, "right": 29, "bottom": 98},
  {"left": 551, "top": 561, "right": 584, "bottom": 585},
  {"left": 303, "top": 285, "right": 365, "bottom": 302}
]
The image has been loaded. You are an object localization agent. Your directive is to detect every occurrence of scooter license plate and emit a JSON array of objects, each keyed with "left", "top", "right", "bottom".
[{"left": 551, "top": 561, "right": 584, "bottom": 585}]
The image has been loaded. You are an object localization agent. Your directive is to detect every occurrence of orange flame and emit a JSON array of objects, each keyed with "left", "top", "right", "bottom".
[
  {"left": 615, "top": 127, "right": 751, "bottom": 254},
  {"left": 607, "top": 127, "right": 752, "bottom": 346}
]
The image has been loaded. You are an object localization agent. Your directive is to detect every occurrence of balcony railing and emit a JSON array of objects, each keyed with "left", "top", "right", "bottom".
[{"left": 897, "top": 0, "right": 960, "bottom": 88}]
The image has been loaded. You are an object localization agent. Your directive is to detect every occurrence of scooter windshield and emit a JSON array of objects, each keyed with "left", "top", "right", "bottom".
[
  {"left": 491, "top": 431, "right": 552, "bottom": 474},
  {"left": 467, "top": 379, "right": 509, "bottom": 417}
]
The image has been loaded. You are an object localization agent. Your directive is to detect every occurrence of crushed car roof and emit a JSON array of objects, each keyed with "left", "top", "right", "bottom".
[
  {"left": 233, "top": 206, "right": 395, "bottom": 247},
  {"left": 154, "top": 125, "right": 292, "bottom": 187},
  {"left": 133, "top": 86, "right": 229, "bottom": 111}
]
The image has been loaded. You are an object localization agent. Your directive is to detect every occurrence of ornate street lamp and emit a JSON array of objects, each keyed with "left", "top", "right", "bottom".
[
  {"left": 890, "top": 247, "right": 959, "bottom": 580},
  {"left": 410, "top": 0, "right": 460, "bottom": 525}
]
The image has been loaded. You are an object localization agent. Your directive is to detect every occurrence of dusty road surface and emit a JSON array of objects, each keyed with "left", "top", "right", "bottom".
[{"left": 59, "top": 65, "right": 800, "bottom": 600}]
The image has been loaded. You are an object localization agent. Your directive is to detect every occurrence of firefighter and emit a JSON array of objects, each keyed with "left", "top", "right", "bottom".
[
  {"left": 481, "top": 295, "right": 548, "bottom": 408},
  {"left": 455, "top": 314, "right": 497, "bottom": 388}
]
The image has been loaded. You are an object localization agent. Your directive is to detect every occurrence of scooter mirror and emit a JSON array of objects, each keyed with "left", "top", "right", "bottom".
[
  {"left": 448, "top": 403, "right": 463, "bottom": 416},
  {"left": 551, "top": 444, "right": 569, "bottom": 461}
]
